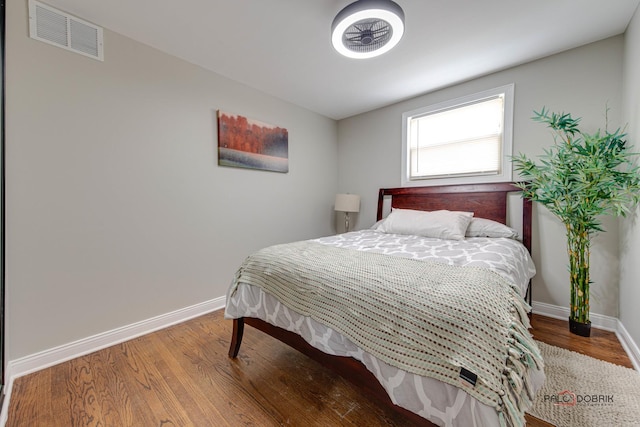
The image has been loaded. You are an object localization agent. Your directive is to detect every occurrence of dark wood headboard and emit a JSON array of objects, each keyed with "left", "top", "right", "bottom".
[{"left": 376, "top": 183, "right": 532, "bottom": 254}]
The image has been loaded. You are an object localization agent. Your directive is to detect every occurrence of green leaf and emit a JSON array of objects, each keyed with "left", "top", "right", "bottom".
[{"left": 514, "top": 107, "right": 640, "bottom": 235}]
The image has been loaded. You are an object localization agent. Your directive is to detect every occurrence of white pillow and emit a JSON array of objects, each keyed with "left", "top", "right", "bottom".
[
  {"left": 377, "top": 209, "right": 474, "bottom": 240},
  {"left": 466, "top": 217, "right": 519, "bottom": 239}
]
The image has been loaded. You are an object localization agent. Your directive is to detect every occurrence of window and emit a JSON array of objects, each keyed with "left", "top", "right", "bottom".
[{"left": 401, "top": 84, "right": 514, "bottom": 186}]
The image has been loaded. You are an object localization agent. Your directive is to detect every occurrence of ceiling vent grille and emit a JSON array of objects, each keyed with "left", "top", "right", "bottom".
[{"left": 28, "top": 0, "right": 104, "bottom": 61}]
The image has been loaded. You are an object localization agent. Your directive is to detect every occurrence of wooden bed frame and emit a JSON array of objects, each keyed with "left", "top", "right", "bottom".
[{"left": 228, "top": 182, "right": 532, "bottom": 426}]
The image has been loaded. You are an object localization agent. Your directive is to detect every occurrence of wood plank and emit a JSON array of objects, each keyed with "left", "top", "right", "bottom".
[
  {"left": 118, "top": 335, "right": 199, "bottom": 425},
  {"left": 64, "top": 352, "right": 124, "bottom": 426},
  {"left": 7, "top": 368, "right": 54, "bottom": 426},
  {"left": 6, "top": 311, "right": 633, "bottom": 426}
]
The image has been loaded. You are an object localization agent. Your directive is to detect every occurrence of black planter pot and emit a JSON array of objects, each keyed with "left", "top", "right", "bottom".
[{"left": 569, "top": 318, "right": 591, "bottom": 337}]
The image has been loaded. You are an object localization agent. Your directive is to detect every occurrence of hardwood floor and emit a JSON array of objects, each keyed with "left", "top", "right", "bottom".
[{"left": 6, "top": 311, "right": 633, "bottom": 426}]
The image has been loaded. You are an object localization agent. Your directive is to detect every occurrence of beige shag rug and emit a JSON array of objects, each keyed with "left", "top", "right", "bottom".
[{"left": 529, "top": 341, "right": 640, "bottom": 427}]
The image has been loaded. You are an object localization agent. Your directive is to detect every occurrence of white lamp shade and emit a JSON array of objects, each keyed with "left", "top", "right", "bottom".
[{"left": 335, "top": 193, "right": 361, "bottom": 212}]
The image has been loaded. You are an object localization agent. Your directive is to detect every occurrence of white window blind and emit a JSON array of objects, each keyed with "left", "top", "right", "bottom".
[
  {"left": 401, "top": 84, "right": 514, "bottom": 186},
  {"left": 409, "top": 96, "right": 504, "bottom": 179}
]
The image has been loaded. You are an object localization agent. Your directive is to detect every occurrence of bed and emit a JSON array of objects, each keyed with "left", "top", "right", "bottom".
[{"left": 225, "top": 183, "right": 544, "bottom": 427}]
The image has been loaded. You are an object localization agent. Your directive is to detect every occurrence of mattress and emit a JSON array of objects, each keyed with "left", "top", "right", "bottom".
[{"left": 225, "top": 230, "right": 543, "bottom": 427}]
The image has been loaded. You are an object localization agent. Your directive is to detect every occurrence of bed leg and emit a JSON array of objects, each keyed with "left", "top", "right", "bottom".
[{"left": 228, "top": 318, "right": 245, "bottom": 358}]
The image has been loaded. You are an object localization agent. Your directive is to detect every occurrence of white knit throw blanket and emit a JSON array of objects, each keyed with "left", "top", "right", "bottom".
[{"left": 229, "top": 241, "right": 544, "bottom": 427}]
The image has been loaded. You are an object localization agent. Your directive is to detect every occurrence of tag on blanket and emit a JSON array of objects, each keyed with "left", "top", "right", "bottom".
[{"left": 459, "top": 367, "right": 478, "bottom": 388}]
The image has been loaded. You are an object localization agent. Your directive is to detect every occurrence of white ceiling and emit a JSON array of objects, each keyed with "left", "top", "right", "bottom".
[{"left": 43, "top": 0, "right": 640, "bottom": 120}]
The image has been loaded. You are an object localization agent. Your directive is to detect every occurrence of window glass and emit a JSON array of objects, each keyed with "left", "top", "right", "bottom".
[{"left": 402, "top": 84, "right": 514, "bottom": 186}]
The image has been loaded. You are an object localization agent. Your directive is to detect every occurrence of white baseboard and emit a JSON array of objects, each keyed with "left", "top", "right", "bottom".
[
  {"left": 531, "top": 300, "right": 619, "bottom": 331},
  {"left": 0, "top": 296, "right": 226, "bottom": 426},
  {"left": 617, "top": 322, "right": 640, "bottom": 371},
  {"left": 532, "top": 300, "right": 640, "bottom": 370}
]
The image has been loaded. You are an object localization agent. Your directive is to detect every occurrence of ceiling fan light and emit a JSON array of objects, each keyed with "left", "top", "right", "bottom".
[{"left": 331, "top": 0, "right": 405, "bottom": 59}]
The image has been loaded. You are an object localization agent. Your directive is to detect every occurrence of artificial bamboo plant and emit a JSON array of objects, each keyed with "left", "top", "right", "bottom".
[{"left": 512, "top": 108, "right": 640, "bottom": 335}]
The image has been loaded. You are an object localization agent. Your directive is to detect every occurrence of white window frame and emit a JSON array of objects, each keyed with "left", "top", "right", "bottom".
[{"left": 401, "top": 84, "right": 514, "bottom": 187}]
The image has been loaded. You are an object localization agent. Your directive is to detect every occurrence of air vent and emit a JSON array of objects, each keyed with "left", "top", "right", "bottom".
[{"left": 28, "top": 0, "right": 103, "bottom": 61}]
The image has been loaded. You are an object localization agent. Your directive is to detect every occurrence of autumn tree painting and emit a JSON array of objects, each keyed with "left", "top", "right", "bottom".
[{"left": 217, "top": 111, "right": 289, "bottom": 173}]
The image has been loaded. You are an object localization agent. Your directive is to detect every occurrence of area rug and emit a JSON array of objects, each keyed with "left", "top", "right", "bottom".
[{"left": 529, "top": 340, "right": 640, "bottom": 427}]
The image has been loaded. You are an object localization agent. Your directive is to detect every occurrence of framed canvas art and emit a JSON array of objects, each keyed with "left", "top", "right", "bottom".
[{"left": 217, "top": 110, "right": 288, "bottom": 173}]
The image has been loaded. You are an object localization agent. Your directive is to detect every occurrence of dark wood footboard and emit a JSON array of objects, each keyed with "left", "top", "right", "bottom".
[{"left": 228, "top": 316, "right": 436, "bottom": 426}]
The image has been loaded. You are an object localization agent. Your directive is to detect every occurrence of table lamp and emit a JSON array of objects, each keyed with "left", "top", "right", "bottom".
[{"left": 334, "top": 193, "right": 360, "bottom": 232}]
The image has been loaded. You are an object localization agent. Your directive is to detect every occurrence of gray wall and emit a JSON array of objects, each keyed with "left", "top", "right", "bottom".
[
  {"left": 5, "top": 1, "right": 338, "bottom": 359},
  {"left": 337, "top": 36, "right": 624, "bottom": 318},
  {"left": 621, "top": 7, "right": 640, "bottom": 350}
]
